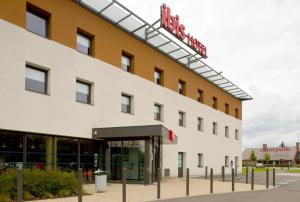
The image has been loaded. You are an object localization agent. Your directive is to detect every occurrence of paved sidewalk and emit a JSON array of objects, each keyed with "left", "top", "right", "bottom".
[{"left": 30, "top": 178, "right": 268, "bottom": 202}]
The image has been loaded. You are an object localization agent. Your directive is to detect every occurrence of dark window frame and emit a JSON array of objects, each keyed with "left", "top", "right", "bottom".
[
  {"left": 235, "top": 129, "right": 239, "bottom": 140},
  {"left": 178, "top": 80, "right": 186, "bottom": 95},
  {"left": 212, "top": 97, "right": 218, "bottom": 109},
  {"left": 154, "top": 68, "right": 164, "bottom": 85},
  {"left": 178, "top": 111, "right": 185, "bottom": 127},
  {"left": 197, "top": 89, "right": 204, "bottom": 103},
  {"left": 26, "top": 3, "right": 50, "bottom": 38},
  {"left": 225, "top": 126, "right": 229, "bottom": 138},
  {"left": 225, "top": 103, "right": 230, "bottom": 114},
  {"left": 121, "top": 94, "right": 132, "bottom": 114},
  {"left": 154, "top": 103, "right": 162, "bottom": 121},
  {"left": 235, "top": 108, "right": 239, "bottom": 119},
  {"left": 25, "top": 64, "right": 48, "bottom": 95},
  {"left": 197, "top": 117, "right": 203, "bottom": 131},
  {"left": 76, "top": 80, "right": 92, "bottom": 104},
  {"left": 198, "top": 153, "right": 204, "bottom": 167},
  {"left": 121, "top": 52, "right": 134, "bottom": 73},
  {"left": 212, "top": 122, "right": 218, "bottom": 135},
  {"left": 76, "top": 29, "right": 94, "bottom": 56}
]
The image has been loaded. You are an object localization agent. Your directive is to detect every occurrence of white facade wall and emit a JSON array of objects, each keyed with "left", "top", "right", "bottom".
[{"left": 0, "top": 20, "right": 242, "bottom": 176}]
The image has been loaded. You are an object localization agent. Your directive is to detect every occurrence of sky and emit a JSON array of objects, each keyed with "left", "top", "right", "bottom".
[{"left": 119, "top": 0, "right": 300, "bottom": 148}]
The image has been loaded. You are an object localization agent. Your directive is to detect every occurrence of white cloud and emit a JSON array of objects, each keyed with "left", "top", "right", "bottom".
[{"left": 119, "top": 0, "right": 300, "bottom": 147}]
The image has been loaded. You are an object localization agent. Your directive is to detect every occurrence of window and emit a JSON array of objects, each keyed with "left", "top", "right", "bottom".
[
  {"left": 225, "top": 103, "right": 229, "bottom": 114},
  {"left": 225, "top": 156, "right": 229, "bottom": 167},
  {"left": 25, "top": 65, "right": 48, "bottom": 94},
  {"left": 154, "top": 104, "right": 162, "bottom": 121},
  {"left": 121, "top": 54, "right": 132, "bottom": 72},
  {"left": 212, "top": 122, "right": 218, "bottom": 135},
  {"left": 235, "top": 129, "right": 239, "bottom": 140},
  {"left": 77, "top": 32, "right": 92, "bottom": 55},
  {"left": 235, "top": 108, "right": 239, "bottom": 119},
  {"left": 76, "top": 80, "right": 91, "bottom": 104},
  {"left": 198, "top": 153, "right": 204, "bottom": 167},
  {"left": 197, "top": 89, "right": 204, "bottom": 103},
  {"left": 26, "top": 4, "right": 49, "bottom": 38},
  {"left": 0, "top": 131, "right": 23, "bottom": 167},
  {"left": 197, "top": 117, "right": 203, "bottom": 131},
  {"left": 225, "top": 126, "right": 229, "bottom": 138},
  {"left": 154, "top": 68, "right": 163, "bottom": 85},
  {"left": 235, "top": 156, "right": 239, "bottom": 167},
  {"left": 121, "top": 94, "right": 132, "bottom": 114},
  {"left": 178, "top": 80, "right": 186, "bottom": 95},
  {"left": 178, "top": 111, "right": 186, "bottom": 127},
  {"left": 212, "top": 97, "right": 218, "bottom": 109}
]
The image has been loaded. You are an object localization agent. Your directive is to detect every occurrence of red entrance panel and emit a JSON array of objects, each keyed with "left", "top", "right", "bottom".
[{"left": 169, "top": 130, "right": 174, "bottom": 142}]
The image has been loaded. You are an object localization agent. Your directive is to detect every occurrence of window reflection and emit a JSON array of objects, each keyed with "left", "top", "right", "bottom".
[
  {"left": 26, "top": 135, "right": 47, "bottom": 169},
  {"left": 0, "top": 131, "right": 23, "bottom": 170},
  {"left": 25, "top": 65, "right": 47, "bottom": 94},
  {"left": 26, "top": 8, "right": 48, "bottom": 38},
  {"left": 57, "top": 137, "right": 78, "bottom": 171},
  {"left": 0, "top": 131, "right": 106, "bottom": 174}
]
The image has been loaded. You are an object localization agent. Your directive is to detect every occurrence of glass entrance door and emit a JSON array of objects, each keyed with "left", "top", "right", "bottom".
[{"left": 110, "top": 140, "right": 145, "bottom": 181}]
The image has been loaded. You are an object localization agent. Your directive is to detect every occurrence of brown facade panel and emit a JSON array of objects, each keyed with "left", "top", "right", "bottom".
[{"left": 0, "top": 0, "right": 242, "bottom": 119}]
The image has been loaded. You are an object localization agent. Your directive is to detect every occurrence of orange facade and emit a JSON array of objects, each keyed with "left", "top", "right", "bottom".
[{"left": 0, "top": 0, "right": 242, "bottom": 119}]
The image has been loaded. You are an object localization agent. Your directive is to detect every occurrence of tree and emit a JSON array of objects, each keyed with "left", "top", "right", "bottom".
[
  {"left": 264, "top": 153, "right": 271, "bottom": 166},
  {"left": 249, "top": 150, "right": 257, "bottom": 166}
]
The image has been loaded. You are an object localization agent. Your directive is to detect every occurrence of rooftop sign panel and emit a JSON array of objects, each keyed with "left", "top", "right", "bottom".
[
  {"left": 75, "top": 0, "right": 252, "bottom": 101},
  {"left": 161, "top": 4, "right": 207, "bottom": 59}
]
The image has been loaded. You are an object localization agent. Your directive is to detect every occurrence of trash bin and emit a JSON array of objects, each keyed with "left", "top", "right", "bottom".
[{"left": 94, "top": 169, "right": 107, "bottom": 192}]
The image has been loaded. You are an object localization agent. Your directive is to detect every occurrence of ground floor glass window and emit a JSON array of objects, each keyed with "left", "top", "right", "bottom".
[
  {"left": 57, "top": 137, "right": 78, "bottom": 171},
  {"left": 0, "top": 131, "right": 23, "bottom": 169}
]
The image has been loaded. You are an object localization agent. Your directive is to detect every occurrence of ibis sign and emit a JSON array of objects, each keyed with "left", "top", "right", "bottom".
[{"left": 161, "top": 3, "right": 207, "bottom": 59}]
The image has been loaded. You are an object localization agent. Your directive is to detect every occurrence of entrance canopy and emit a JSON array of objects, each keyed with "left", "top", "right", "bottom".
[{"left": 92, "top": 125, "right": 177, "bottom": 144}]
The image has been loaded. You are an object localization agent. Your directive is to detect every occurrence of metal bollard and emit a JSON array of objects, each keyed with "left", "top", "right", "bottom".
[
  {"left": 232, "top": 168, "right": 235, "bottom": 192},
  {"left": 222, "top": 166, "right": 225, "bottom": 182},
  {"left": 157, "top": 167, "right": 161, "bottom": 199},
  {"left": 266, "top": 169, "right": 269, "bottom": 189},
  {"left": 251, "top": 167, "right": 254, "bottom": 190},
  {"left": 122, "top": 167, "right": 127, "bottom": 202},
  {"left": 205, "top": 166, "right": 208, "bottom": 180},
  {"left": 17, "top": 171, "right": 23, "bottom": 202},
  {"left": 246, "top": 166, "right": 248, "bottom": 184},
  {"left": 210, "top": 168, "right": 213, "bottom": 193},
  {"left": 186, "top": 168, "right": 190, "bottom": 196},
  {"left": 273, "top": 168, "right": 276, "bottom": 187},
  {"left": 78, "top": 168, "right": 83, "bottom": 202}
]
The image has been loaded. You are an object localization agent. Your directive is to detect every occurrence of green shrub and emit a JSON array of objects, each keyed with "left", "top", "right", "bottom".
[
  {"left": 0, "top": 169, "right": 78, "bottom": 201},
  {"left": 0, "top": 193, "right": 11, "bottom": 202},
  {"left": 0, "top": 169, "right": 17, "bottom": 200}
]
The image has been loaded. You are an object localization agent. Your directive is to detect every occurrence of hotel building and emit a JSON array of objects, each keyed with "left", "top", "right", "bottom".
[{"left": 0, "top": 0, "right": 252, "bottom": 184}]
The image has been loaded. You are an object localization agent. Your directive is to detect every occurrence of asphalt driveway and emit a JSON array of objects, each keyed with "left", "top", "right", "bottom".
[{"left": 154, "top": 173, "right": 300, "bottom": 202}]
